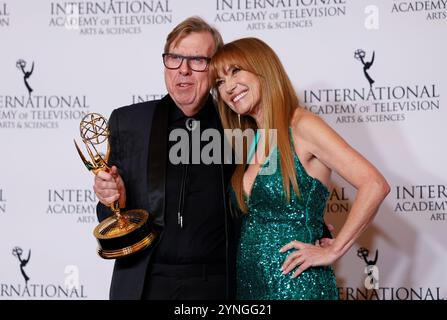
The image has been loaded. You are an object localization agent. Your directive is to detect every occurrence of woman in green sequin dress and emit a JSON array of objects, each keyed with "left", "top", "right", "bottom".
[{"left": 210, "top": 38, "right": 390, "bottom": 300}]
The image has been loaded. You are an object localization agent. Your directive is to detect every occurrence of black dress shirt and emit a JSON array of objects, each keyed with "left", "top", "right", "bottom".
[{"left": 151, "top": 97, "right": 226, "bottom": 264}]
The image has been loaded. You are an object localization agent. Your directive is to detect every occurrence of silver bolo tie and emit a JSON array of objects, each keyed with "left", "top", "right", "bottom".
[{"left": 177, "top": 117, "right": 198, "bottom": 228}]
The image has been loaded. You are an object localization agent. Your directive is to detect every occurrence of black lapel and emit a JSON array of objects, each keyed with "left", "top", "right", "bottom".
[{"left": 147, "top": 96, "right": 169, "bottom": 227}]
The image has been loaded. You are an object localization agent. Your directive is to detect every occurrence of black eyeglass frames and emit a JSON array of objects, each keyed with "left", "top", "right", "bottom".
[{"left": 162, "top": 53, "right": 211, "bottom": 72}]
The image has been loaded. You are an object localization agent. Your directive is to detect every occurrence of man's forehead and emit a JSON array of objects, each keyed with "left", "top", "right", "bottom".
[{"left": 169, "top": 32, "right": 215, "bottom": 55}]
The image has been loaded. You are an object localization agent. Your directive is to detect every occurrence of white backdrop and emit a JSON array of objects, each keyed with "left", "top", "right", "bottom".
[{"left": 0, "top": 0, "right": 446, "bottom": 300}]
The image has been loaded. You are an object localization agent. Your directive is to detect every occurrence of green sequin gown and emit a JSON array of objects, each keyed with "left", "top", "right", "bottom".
[{"left": 234, "top": 133, "right": 339, "bottom": 300}]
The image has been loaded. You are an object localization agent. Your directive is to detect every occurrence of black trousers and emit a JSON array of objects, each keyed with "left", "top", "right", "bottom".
[{"left": 142, "top": 263, "right": 227, "bottom": 300}]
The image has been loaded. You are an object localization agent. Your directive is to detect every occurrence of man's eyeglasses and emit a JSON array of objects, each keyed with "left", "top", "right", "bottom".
[{"left": 162, "top": 53, "right": 211, "bottom": 72}]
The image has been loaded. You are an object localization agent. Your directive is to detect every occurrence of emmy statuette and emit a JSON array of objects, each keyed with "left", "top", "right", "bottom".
[{"left": 74, "top": 113, "right": 157, "bottom": 259}]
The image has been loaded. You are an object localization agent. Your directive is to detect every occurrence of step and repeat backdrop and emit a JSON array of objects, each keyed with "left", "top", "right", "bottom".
[{"left": 0, "top": 0, "right": 446, "bottom": 300}]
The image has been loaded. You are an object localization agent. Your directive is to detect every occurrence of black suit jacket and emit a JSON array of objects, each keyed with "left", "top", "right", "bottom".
[{"left": 96, "top": 95, "right": 238, "bottom": 300}]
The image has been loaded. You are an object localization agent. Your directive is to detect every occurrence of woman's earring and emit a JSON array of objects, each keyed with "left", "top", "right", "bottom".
[{"left": 238, "top": 114, "right": 241, "bottom": 127}]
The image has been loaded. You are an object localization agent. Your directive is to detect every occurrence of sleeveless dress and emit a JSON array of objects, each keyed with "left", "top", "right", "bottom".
[{"left": 233, "top": 130, "right": 338, "bottom": 300}]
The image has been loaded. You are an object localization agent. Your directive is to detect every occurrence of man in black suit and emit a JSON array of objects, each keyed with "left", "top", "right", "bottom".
[{"left": 93, "top": 16, "right": 238, "bottom": 300}]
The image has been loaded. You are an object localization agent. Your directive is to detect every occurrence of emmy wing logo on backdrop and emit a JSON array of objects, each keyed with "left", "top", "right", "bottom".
[
  {"left": 354, "top": 49, "right": 375, "bottom": 88},
  {"left": 0, "top": 246, "right": 88, "bottom": 298},
  {"left": 16, "top": 59, "right": 34, "bottom": 96},
  {"left": 74, "top": 113, "right": 157, "bottom": 259},
  {"left": 12, "top": 246, "right": 31, "bottom": 285}
]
